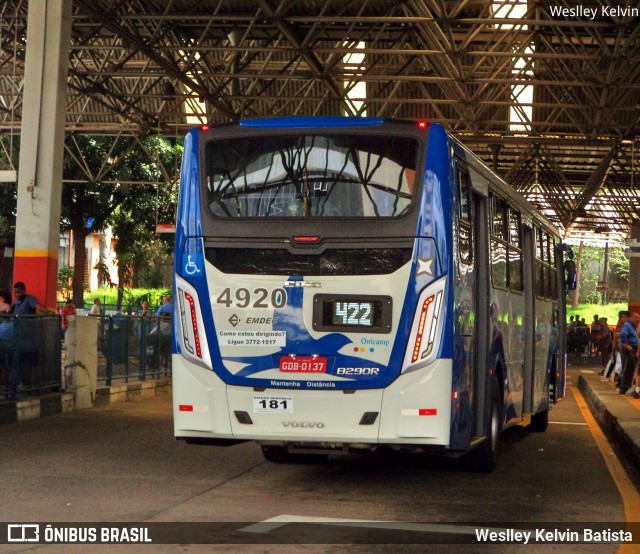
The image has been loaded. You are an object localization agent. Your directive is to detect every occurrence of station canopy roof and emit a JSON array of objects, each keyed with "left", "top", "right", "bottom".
[{"left": 1, "top": 0, "right": 640, "bottom": 242}]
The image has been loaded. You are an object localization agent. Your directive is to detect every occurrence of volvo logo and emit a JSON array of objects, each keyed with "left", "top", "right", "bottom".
[{"left": 281, "top": 421, "right": 325, "bottom": 428}]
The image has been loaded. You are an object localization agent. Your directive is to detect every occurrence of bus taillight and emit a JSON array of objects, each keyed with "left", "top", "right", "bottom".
[
  {"left": 175, "top": 275, "right": 212, "bottom": 370},
  {"left": 184, "top": 292, "right": 202, "bottom": 358},
  {"left": 412, "top": 295, "right": 435, "bottom": 362},
  {"left": 403, "top": 276, "right": 446, "bottom": 373}
]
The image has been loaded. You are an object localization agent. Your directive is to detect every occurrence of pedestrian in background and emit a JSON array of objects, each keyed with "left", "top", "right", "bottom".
[
  {"left": 9, "top": 282, "right": 49, "bottom": 315},
  {"left": 139, "top": 300, "right": 151, "bottom": 317},
  {"left": 60, "top": 299, "right": 76, "bottom": 341},
  {"left": 0, "top": 291, "right": 10, "bottom": 314},
  {"left": 89, "top": 298, "right": 101, "bottom": 316},
  {"left": 618, "top": 312, "right": 640, "bottom": 396}
]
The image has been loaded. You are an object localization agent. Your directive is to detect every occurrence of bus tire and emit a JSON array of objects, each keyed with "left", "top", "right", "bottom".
[
  {"left": 261, "top": 445, "right": 292, "bottom": 463},
  {"left": 463, "top": 379, "right": 502, "bottom": 472},
  {"left": 528, "top": 409, "right": 549, "bottom": 432}
]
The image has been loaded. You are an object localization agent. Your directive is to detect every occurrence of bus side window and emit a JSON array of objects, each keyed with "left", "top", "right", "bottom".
[
  {"left": 534, "top": 226, "right": 557, "bottom": 299},
  {"left": 457, "top": 166, "right": 473, "bottom": 264},
  {"left": 490, "top": 195, "right": 508, "bottom": 288},
  {"left": 508, "top": 207, "right": 523, "bottom": 291},
  {"left": 534, "top": 226, "right": 544, "bottom": 297},
  {"left": 550, "top": 236, "right": 559, "bottom": 298}
]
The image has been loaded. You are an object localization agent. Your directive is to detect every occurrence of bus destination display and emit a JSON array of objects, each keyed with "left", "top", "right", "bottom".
[
  {"left": 313, "top": 294, "right": 392, "bottom": 334},
  {"left": 331, "top": 301, "right": 374, "bottom": 327}
]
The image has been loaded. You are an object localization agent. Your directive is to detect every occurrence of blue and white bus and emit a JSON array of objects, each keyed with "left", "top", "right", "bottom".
[{"left": 172, "top": 117, "right": 574, "bottom": 471}]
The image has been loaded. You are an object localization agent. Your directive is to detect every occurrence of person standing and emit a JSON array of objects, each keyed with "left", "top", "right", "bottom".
[
  {"left": 0, "top": 291, "right": 10, "bottom": 314},
  {"left": 89, "top": 298, "right": 101, "bottom": 316},
  {"left": 605, "top": 311, "right": 630, "bottom": 380},
  {"left": 139, "top": 300, "right": 151, "bottom": 317},
  {"left": 9, "top": 282, "right": 49, "bottom": 315},
  {"left": 596, "top": 317, "right": 612, "bottom": 371},
  {"left": 60, "top": 299, "right": 76, "bottom": 340},
  {"left": 155, "top": 295, "right": 173, "bottom": 318},
  {"left": 618, "top": 311, "right": 640, "bottom": 395},
  {"left": 0, "top": 291, "right": 11, "bottom": 341},
  {"left": 590, "top": 314, "right": 601, "bottom": 355}
]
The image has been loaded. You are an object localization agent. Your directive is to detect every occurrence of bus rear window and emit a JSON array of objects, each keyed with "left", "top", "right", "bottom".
[{"left": 204, "top": 134, "right": 418, "bottom": 218}]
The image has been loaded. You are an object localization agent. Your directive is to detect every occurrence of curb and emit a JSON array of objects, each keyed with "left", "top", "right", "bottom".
[
  {"left": 0, "top": 378, "right": 171, "bottom": 424},
  {"left": 94, "top": 377, "right": 172, "bottom": 406},
  {"left": 577, "top": 372, "right": 640, "bottom": 470}
]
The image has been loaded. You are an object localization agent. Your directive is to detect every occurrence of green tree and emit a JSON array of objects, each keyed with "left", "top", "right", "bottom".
[
  {"left": 0, "top": 135, "right": 19, "bottom": 240},
  {"left": 0, "top": 135, "right": 19, "bottom": 289},
  {"left": 61, "top": 135, "right": 180, "bottom": 306},
  {"left": 576, "top": 244, "right": 628, "bottom": 304}
]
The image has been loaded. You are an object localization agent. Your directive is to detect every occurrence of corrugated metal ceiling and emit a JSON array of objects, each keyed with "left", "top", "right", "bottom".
[{"left": 1, "top": 0, "right": 640, "bottom": 240}]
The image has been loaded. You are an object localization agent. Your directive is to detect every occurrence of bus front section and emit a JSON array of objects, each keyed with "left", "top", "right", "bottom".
[{"left": 173, "top": 117, "right": 454, "bottom": 458}]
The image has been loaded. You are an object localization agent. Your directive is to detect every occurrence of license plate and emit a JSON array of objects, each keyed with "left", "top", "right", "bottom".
[
  {"left": 253, "top": 396, "right": 293, "bottom": 414},
  {"left": 279, "top": 356, "right": 327, "bottom": 373}
]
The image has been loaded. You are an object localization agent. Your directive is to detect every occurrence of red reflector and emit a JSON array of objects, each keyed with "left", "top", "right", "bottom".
[
  {"left": 418, "top": 409, "right": 437, "bottom": 416},
  {"left": 179, "top": 405, "right": 194, "bottom": 412},
  {"left": 292, "top": 236, "right": 320, "bottom": 243},
  {"left": 200, "top": 124, "right": 210, "bottom": 132}
]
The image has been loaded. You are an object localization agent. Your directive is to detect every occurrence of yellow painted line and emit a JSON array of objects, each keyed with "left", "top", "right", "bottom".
[
  {"left": 570, "top": 386, "right": 640, "bottom": 553},
  {"left": 14, "top": 249, "right": 57, "bottom": 259}
]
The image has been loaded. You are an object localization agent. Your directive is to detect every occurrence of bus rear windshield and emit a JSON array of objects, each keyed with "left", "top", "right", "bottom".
[{"left": 204, "top": 134, "right": 418, "bottom": 218}]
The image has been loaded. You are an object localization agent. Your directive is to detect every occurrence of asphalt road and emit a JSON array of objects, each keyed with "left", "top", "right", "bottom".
[{"left": 0, "top": 369, "right": 631, "bottom": 553}]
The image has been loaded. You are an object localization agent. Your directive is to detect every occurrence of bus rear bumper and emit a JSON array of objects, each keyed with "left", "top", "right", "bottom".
[{"left": 173, "top": 355, "right": 452, "bottom": 447}]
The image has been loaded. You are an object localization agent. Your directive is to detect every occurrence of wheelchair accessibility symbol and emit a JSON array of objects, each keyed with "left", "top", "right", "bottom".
[{"left": 184, "top": 255, "right": 201, "bottom": 276}]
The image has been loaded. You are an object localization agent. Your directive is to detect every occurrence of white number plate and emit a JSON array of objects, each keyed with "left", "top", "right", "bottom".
[{"left": 253, "top": 395, "right": 293, "bottom": 414}]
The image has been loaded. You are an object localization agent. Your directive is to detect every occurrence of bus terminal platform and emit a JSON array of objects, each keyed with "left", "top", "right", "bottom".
[{"left": 574, "top": 356, "right": 640, "bottom": 472}]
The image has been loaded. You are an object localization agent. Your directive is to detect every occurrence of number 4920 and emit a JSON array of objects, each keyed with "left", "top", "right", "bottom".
[{"left": 216, "top": 287, "right": 287, "bottom": 309}]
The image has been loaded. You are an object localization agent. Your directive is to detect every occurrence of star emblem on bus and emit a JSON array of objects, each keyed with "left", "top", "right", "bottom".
[{"left": 416, "top": 257, "right": 434, "bottom": 276}]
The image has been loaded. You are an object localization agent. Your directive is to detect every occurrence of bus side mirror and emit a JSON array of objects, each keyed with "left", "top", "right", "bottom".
[{"left": 564, "top": 260, "right": 577, "bottom": 291}]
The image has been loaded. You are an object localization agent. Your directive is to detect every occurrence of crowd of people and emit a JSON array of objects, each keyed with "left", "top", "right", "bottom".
[
  {"left": 0, "top": 281, "right": 173, "bottom": 343},
  {"left": 568, "top": 310, "right": 640, "bottom": 399}
]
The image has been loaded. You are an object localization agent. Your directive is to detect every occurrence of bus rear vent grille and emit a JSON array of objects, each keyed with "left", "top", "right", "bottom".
[{"left": 205, "top": 248, "right": 412, "bottom": 276}]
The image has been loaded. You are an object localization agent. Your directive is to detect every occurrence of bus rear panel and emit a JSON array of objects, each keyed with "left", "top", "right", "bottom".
[{"left": 172, "top": 117, "right": 568, "bottom": 468}]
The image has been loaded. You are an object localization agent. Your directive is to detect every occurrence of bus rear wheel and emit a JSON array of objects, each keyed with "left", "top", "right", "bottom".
[
  {"left": 463, "top": 379, "right": 502, "bottom": 472},
  {"left": 261, "top": 445, "right": 292, "bottom": 463}
]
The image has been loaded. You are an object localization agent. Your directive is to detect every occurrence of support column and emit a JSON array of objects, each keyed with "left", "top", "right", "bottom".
[
  {"left": 14, "top": 0, "right": 72, "bottom": 308},
  {"left": 628, "top": 223, "right": 640, "bottom": 315}
]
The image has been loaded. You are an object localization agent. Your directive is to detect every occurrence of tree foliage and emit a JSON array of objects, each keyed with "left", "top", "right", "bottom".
[
  {"left": 61, "top": 134, "right": 180, "bottom": 306},
  {"left": 1, "top": 133, "right": 180, "bottom": 302},
  {"left": 0, "top": 135, "right": 18, "bottom": 243},
  {"left": 576, "top": 244, "right": 628, "bottom": 304}
]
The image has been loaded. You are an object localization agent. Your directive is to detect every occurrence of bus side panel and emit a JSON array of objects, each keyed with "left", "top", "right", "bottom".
[
  {"left": 533, "top": 298, "right": 554, "bottom": 412},
  {"left": 420, "top": 125, "right": 454, "bottom": 361},
  {"left": 506, "top": 290, "right": 527, "bottom": 425}
]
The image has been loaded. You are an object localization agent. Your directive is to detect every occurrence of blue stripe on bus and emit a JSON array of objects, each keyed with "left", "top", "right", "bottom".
[
  {"left": 239, "top": 116, "right": 384, "bottom": 129},
  {"left": 424, "top": 123, "right": 454, "bottom": 360}
]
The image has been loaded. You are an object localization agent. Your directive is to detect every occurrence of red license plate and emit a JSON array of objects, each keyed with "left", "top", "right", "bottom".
[{"left": 279, "top": 356, "right": 327, "bottom": 373}]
